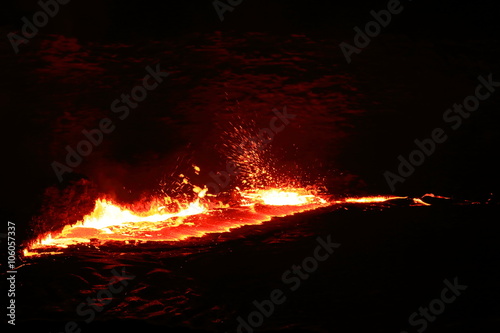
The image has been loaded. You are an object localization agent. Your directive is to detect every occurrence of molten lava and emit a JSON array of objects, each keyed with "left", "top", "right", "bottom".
[
  {"left": 241, "top": 188, "right": 326, "bottom": 206},
  {"left": 76, "top": 198, "right": 207, "bottom": 230},
  {"left": 339, "top": 196, "right": 406, "bottom": 204},
  {"left": 25, "top": 186, "right": 444, "bottom": 257},
  {"left": 25, "top": 187, "right": 333, "bottom": 255}
]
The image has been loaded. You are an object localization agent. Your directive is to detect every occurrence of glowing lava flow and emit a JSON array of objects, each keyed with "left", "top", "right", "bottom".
[
  {"left": 240, "top": 188, "right": 327, "bottom": 206},
  {"left": 25, "top": 187, "right": 330, "bottom": 255},
  {"left": 336, "top": 196, "right": 406, "bottom": 204},
  {"left": 77, "top": 198, "right": 207, "bottom": 230},
  {"left": 24, "top": 187, "right": 443, "bottom": 257}
]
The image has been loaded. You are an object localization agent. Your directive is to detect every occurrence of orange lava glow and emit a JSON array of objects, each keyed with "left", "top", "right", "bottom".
[
  {"left": 241, "top": 188, "right": 327, "bottom": 206},
  {"left": 78, "top": 198, "right": 207, "bottom": 229},
  {"left": 412, "top": 198, "right": 431, "bottom": 206},
  {"left": 25, "top": 191, "right": 449, "bottom": 256},
  {"left": 25, "top": 187, "right": 331, "bottom": 256},
  {"left": 335, "top": 196, "right": 406, "bottom": 204}
]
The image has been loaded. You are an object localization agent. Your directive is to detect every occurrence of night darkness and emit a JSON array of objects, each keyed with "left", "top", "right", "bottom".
[{"left": 1, "top": 0, "right": 500, "bottom": 332}]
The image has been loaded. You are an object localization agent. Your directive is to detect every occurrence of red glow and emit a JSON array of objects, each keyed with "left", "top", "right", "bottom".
[
  {"left": 25, "top": 190, "right": 450, "bottom": 257},
  {"left": 337, "top": 196, "right": 406, "bottom": 204},
  {"left": 25, "top": 186, "right": 331, "bottom": 256}
]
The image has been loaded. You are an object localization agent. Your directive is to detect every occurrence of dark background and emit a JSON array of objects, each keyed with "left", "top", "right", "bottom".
[{"left": 2, "top": 0, "right": 500, "bottom": 39}]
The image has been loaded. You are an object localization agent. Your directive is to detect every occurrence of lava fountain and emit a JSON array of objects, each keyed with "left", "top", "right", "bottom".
[{"left": 24, "top": 112, "right": 448, "bottom": 257}]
